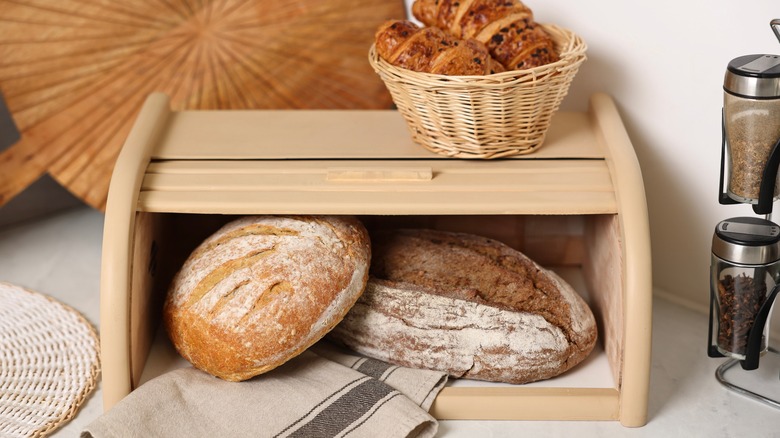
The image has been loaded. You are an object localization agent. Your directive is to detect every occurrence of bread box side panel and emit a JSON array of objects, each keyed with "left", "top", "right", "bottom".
[
  {"left": 589, "top": 93, "right": 652, "bottom": 427},
  {"left": 583, "top": 214, "right": 624, "bottom": 388},
  {"left": 100, "top": 93, "right": 171, "bottom": 411},
  {"left": 129, "top": 212, "right": 162, "bottom": 389}
]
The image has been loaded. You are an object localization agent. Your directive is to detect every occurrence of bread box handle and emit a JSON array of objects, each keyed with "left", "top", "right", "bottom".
[{"left": 326, "top": 167, "right": 433, "bottom": 182}]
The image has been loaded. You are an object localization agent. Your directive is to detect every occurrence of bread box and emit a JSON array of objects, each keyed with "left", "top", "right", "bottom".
[{"left": 99, "top": 92, "right": 652, "bottom": 427}]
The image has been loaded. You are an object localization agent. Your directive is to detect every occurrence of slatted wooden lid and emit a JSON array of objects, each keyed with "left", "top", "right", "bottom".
[
  {"left": 149, "top": 110, "right": 604, "bottom": 160},
  {"left": 0, "top": 0, "right": 404, "bottom": 211},
  {"left": 137, "top": 109, "right": 615, "bottom": 215}
]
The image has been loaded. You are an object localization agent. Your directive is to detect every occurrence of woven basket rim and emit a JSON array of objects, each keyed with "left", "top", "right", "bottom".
[
  {"left": 369, "top": 23, "right": 587, "bottom": 86},
  {"left": 0, "top": 281, "right": 101, "bottom": 438}
]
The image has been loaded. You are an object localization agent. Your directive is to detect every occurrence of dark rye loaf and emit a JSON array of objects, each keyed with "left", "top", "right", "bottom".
[{"left": 329, "top": 229, "right": 597, "bottom": 384}]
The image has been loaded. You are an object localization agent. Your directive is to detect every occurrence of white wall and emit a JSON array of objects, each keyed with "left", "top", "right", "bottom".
[{"left": 404, "top": 1, "right": 780, "bottom": 313}]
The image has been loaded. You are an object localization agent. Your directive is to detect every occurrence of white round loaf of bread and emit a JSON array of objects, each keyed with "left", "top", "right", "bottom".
[
  {"left": 328, "top": 229, "right": 597, "bottom": 384},
  {"left": 164, "top": 215, "right": 370, "bottom": 381}
]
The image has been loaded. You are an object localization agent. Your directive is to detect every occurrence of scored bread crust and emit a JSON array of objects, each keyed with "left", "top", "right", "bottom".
[
  {"left": 164, "top": 215, "right": 370, "bottom": 381},
  {"left": 329, "top": 229, "right": 597, "bottom": 384}
]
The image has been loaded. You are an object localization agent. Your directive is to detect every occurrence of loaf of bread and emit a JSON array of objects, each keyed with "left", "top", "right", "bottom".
[
  {"left": 411, "top": 0, "right": 559, "bottom": 70},
  {"left": 164, "top": 215, "right": 371, "bottom": 381},
  {"left": 328, "top": 229, "right": 597, "bottom": 384},
  {"left": 375, "top": 20, "right": 505, "bottom": 75}
]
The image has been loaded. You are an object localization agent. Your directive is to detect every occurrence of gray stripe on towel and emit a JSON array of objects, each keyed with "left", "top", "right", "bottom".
[
  {"left": 275, "top": 377, "right": 369, "bottom": 438},
  {"left": 286, "top": 379, "right": 399, "bottom": 438},
  {"left": 355, "top": 358, "right": 397, "bottom": 381}
]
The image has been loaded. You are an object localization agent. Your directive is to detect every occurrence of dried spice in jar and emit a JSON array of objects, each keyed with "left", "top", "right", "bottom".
[
  {"left": 711, "top": 217, "right": 780, "bottom": 360},
  {"left": 724, "top": 82, "right": 780, "bottom": 203},
  {"left": 716, "top": 273, "right": 767, "bottom": 356}
]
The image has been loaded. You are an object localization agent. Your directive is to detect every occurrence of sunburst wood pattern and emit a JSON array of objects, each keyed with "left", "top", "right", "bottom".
[{"left": 0, "top": 0, "right": 403, "bottom": 211}]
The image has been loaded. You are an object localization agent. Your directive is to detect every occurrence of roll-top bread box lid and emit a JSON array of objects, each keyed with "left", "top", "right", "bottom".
[{"left": 140, "top": 105, "right": 615, "bottom": 215}]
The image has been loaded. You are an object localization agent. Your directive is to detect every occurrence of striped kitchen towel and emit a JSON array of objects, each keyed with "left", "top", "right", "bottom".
[{"left": 82, "top": 343, "right": 448, "bottom": 438}]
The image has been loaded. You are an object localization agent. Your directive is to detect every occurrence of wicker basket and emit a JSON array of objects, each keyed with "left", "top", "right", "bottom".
[{"left": 369, "top": 24, "right": 587, "bottom": 159}]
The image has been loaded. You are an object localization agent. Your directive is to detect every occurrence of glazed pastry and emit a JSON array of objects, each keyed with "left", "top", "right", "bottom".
[
  {"left": 375, "top": 20, "right": 504, "bottom": 75},
  {"left": 412, "top": 0, "right": 559, "bottom": 70}
]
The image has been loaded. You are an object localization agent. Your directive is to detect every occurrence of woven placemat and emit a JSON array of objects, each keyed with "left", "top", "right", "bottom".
[{"left": 0, "top": 282, "right": 100, "bottom": 438}]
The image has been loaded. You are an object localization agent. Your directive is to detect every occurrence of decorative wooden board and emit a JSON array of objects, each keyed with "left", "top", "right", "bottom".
[{"left": 0, "top": 0, "right": 404, "bottom": 210}]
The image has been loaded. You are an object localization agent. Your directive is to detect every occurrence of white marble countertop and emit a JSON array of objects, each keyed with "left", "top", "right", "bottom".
[{"left": 1, "top": 206, "right": 779, "bottom": 437}]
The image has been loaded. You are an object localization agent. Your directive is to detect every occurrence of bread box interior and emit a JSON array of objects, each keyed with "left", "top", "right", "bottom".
[{"left": 99, "top": 92, "right": 652, "bottom": 427}]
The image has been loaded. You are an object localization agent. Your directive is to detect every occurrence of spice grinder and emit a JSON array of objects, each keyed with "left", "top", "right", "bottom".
[
  {"left": 709, "top": 20, "right": 780, "bottom": 409},
  {"left": 719, "top": 25, "right": 780, "bottom": 213},
  {"left": 709, "top": 217, "right": 780, "bottom": 366}
]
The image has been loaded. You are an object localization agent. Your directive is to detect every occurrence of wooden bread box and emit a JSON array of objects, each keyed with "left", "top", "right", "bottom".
[{"left": 99, "top": 92, "right": 652, "bottom": 427}]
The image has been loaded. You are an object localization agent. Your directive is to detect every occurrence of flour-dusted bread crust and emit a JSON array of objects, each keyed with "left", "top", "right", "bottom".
[
  {"left": 164, "top": 215, "right": 370, "bottom": 381},
  {"left": 329, "top": 229, "right": 597, "bottom": 384}
]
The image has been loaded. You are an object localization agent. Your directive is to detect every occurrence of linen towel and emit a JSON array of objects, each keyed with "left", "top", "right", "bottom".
[{"left": 82, "top": 343, "right": 447, "bottom": 438}]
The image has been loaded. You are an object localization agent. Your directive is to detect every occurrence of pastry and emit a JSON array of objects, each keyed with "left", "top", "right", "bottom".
[
  {"left": 412, "top": 0, "right": 559, "bottom": 70},
  {"left": 375, "top": 20, "right": 504, "bottom": 75}
]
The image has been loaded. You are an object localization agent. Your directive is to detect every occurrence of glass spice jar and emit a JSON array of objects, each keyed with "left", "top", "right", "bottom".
[
  {"left": 723, "top": 54, "right": 780, "bottom": 203},
  {"left": 711, "top": 217, "right": 780, "bottom": 359}
]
